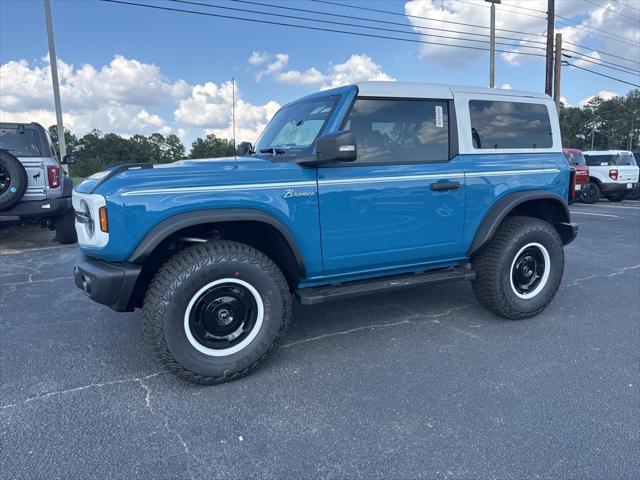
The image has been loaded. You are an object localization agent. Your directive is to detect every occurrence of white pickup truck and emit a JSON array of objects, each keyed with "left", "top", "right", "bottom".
[{"left": 581, "top": 150, "right": 639, "bottom": 203}]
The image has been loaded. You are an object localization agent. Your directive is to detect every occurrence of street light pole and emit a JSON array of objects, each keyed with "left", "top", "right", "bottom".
[
  {"left": 43, "top": 0, "right": 67, "bottom": 171},
  {"left": 485, "top": 0, "right": 501, "bottom": 88}
]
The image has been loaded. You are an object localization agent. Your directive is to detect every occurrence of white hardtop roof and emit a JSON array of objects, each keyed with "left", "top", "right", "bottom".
[
  {"left": 582, "top": 150, "right": 633, "bottom": 155},
  {"left": 356, "top": 81, "right": 550, "bottom": 100}
]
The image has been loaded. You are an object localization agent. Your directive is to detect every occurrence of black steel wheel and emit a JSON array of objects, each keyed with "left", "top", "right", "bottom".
[
  {"left": 143, "top": 240, "right": 292, "bottom": 385},
  {"left": 580, "top": 182, "right": 600, "bottom": 204}
]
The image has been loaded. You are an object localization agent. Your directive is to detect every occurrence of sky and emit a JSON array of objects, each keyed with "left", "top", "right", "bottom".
[{"left": 1, "top": 0, "right": 639, "bottom": 147}]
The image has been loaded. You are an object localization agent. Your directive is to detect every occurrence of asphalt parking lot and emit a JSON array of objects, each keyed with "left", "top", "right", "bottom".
[{"left": 1, "top": 200, "right": 639, "bottom": 480}]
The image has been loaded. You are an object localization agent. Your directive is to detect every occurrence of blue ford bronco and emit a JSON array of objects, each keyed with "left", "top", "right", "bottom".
[{"left": 73, "top": 82, "right": 577, "bottom": 384}]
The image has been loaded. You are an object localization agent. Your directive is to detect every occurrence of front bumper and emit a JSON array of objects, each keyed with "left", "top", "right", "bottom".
[
  {"left": 0, "top": 197, "right": 72, "bottom": 220},
  {"left": 556, "top": 222, "right": 578, "bottom": 246},
  {"left": 74, "top": 250, "right": 141, "bottom": 312}
]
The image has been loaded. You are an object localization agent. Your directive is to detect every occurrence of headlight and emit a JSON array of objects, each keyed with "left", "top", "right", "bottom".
[{"left": 72, "top": 191, "right": 109, "bottom": 248}]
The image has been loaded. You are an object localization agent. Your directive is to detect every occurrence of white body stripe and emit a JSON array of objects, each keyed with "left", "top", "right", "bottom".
[{"left": 120, "top": 169, "right": 560, "bottom": 196}]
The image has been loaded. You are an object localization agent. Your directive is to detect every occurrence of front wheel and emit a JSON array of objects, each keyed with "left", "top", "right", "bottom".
[
  {"left": 143, "top": 241, "right": 291, "bottom": 385},
  {"left": 471, "top": 216, "right": 564, "bottom": 320}
]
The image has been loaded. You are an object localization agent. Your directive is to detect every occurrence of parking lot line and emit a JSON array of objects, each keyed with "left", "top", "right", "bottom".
[
  {"left": 571, "top": 211, "right": 619, "bottom": 218},
  {"left": 586, "top": 204, "right": 640, "bottom": 210}
]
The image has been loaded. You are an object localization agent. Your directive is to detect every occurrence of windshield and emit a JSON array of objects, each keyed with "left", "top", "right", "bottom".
[
  {"left": 564, "top": 152, "right": 586, "bottom": 166},
  {"left": 255, "top": 95, "right": 338, "bottom": 154},
  {"left": 0, "top": 127, "right": 42, "bottom": 157}
]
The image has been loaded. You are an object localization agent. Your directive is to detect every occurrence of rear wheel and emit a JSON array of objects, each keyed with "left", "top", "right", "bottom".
[
  {"left": 605, "top": 194, "right": 625, "bottom": 202},
  {"left": 580, "top": 182, "right": 600, "bottom": 204},
  {"left": 0, "top": 150, "right": 28, "bottom": 211},
  {"left": 143, "top": 240, "right": 291, "bottom": 385},
  {"left": 471, "top": 216, "right": 564, "bottom": 320}
]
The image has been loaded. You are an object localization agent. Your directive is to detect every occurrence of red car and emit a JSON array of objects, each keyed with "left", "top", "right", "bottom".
[{"left": 563, "top": 149, "right": 589, "bottom": 202}]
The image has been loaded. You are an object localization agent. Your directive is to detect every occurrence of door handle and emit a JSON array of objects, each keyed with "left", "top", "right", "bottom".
[{"left": 430, "top": 181, "right": 460, "bottom": 191}]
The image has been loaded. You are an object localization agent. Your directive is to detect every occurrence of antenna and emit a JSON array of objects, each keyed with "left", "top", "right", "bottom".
[{"left": 232, "top": 76, "right": 236, "bottom": 160}]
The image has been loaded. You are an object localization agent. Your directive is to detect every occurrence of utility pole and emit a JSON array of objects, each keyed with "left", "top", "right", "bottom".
[
  {"left": 43, "top": 0, "right": 67, "bottom": 172},
  {"left": 553, "top": 33, "right": 562, "bottom": 111},
  {"left": 485, "top": 0, "right": 501, "bottom": 88},
  {"left": 545, "top": 0, "right": 555, "bottom": 96},
  {"left": 629, "top": 110, "right": 637, "bottom": 150}
]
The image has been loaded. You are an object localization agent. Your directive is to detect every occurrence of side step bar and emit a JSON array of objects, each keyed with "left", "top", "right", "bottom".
[{"left": 296, "top": 265, "right": 475, "bottom": 305}]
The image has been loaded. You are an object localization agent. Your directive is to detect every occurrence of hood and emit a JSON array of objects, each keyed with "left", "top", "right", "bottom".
[{"left": 75, "top": 156, "right": 308, "bottom": 196}]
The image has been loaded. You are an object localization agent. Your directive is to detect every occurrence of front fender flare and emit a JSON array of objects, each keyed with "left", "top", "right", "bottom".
[{"left": 128, "top": 208, "right": 306, "bottom": 276}]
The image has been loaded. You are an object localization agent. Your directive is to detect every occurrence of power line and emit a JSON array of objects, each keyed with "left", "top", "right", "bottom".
[
  {"left": 554, "top": 13, "right": 639, "bottom": 46},
  {"left": 99, "top": 0, "right": 547, "bottom": 57},
  {"left": 99, "top": 0, "right": 639, "bottom": 89},
  {"left": 501, "top": 0, "right": 640, "bottom": 46},
  {"left": 169, "top": 0, "right": 545, "bottom": 52},
  {"left": 563, "top": 39, "right": 640, "bottom": 67},
  {"left": 232, "top": 0, "right": 549, "bottom": 47},
  {"left": 310, "top": 0, "right": 548, "bottom": 38},
  {"left": 567, "top": 63, "right": 640, "bottom": 87},
  {"left": 562, "top": 50, "right": 639, "bottom": 76},
  {"left": 584, "top": 0, "right": 640, "bottom": 21},
  {"left": 609, "top": 0, "right": 640, "bottom": 14}
]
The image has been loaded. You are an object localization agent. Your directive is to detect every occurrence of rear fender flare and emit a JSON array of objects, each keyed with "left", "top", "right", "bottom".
[{"left": 467, "top": 191, "right": 570, "bottom": 256}]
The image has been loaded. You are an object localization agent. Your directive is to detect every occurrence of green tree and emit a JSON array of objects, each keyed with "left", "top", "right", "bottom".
[
  {"left": 47, "top": 125, "right": 79, "bottom": 158},
  {"left": 189, "top": 134, "right": 235, "bottom": 159},
  {"left": 560, "top": 89, "right": 640, "bottom": 151}
]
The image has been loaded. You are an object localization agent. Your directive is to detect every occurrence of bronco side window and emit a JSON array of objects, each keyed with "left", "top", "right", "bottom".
[
  {"left": 342, "top": 98, "right": 450, "bottom": 164},
  {"left": 469, "top": 100, "right": 553, "bottom": 149}
]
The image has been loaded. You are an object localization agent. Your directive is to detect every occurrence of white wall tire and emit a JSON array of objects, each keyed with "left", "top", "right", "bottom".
[
  {"left": 472, "top": 216, "right": 564, "bottom": 320},
  {"left": 509, "top": 242, "right": 551, "bottom": 300},
  {"left": 143, "top": 240, "right": 292, "bottom": 385},
  {"left": 183, "top": 278, "right": 265, "bottom": 357}
]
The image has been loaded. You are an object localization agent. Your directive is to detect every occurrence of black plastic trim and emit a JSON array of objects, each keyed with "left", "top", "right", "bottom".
[
  {"left": 88, "top": 163, "right": 154, "bottom": 193},
  {"left": 296, "top": 265, "right": 474, "bottom": 305},
  {"left": 74, "top": 251, "right": 142, "bottom": 312},
  {"left": 0, "top": 197, "right": 71, "bottom": 219},
  {"left": 128, "top": 209, "right": 306, "bottom": 276},
  {"left": 468, "top": 191, "right": 571, "bottom": 256}
]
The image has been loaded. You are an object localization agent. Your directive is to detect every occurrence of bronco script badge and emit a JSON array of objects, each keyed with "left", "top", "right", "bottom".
[{"left": 282, "top": 189, "right": 316, "bottom": 199}]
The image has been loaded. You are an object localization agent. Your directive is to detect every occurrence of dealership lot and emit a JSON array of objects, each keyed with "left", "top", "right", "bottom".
[{"left": 1, "top": 201, "right": 639, "bottom": 479}]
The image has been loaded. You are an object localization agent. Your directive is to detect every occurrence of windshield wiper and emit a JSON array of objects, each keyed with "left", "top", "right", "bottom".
[{"left": 259, "top": 148, "right": 287, "bottom": 155}]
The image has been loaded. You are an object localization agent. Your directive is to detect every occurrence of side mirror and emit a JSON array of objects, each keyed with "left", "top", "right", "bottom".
[
  {"left": 62, "top": 154, "right": 76, "bottom": 165},
  {"left": 237, "top": 142, "right": 253, "bottom": 156},
  {"left": 316, "top": 130, "right": 357, "bottom": 163}
]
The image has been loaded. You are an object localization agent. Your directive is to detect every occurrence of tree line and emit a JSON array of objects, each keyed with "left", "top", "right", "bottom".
[
  {"left": 49, "top": 127, "right": 235, "bottom": 178},
  {"left": 559, "top": 89, "right": 639, "bottom": 151},
  {"left": 51, "top": 88, "right": 639, "bottom": 178}
]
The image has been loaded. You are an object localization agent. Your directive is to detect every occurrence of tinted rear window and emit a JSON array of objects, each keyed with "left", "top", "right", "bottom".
[
  {"left": 583, "top": 154, "right": 637, "bottom": 166},
  {"left": 564, "top": 152, "right": 586, "bottom": 166},
  {"left": 618, "top": 153, "right": 637, "bottom": 166},
  {"left": 469, "top": 100, "right": 552, "bottom": 149},
  {"left": 0, "top": 128, "right": 42, "bottom": 157}
]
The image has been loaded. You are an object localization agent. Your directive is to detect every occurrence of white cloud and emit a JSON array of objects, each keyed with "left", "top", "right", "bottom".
[
  {"left": 560, "top": 96, "right": 570, "bottom": 107},
  {"left": 0, "top": 55, "right": 191, "bottom": 136},
  {"left": 248, "top": 51, "right": 270, "bottom": 66},
  {"left": 500, "top": 83, "right": 512, "bottom": 90},
  {"left": 174, "top": 80, "right": 280, "bottom": 143},
  {"left": 0, "top": 55, "right": 282, "bottom": 143},
  {"left": 324, "top": 54, "right": 395, "bottom": 88},
  {"left": 579, "top": 90, "right": 620, "bottom": 107},
  {"left": 250, "top": 52, "right": 394, "bottom": 89},
  {"left": 402, "top": 0, "right": 640, "bottom": 72}
]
